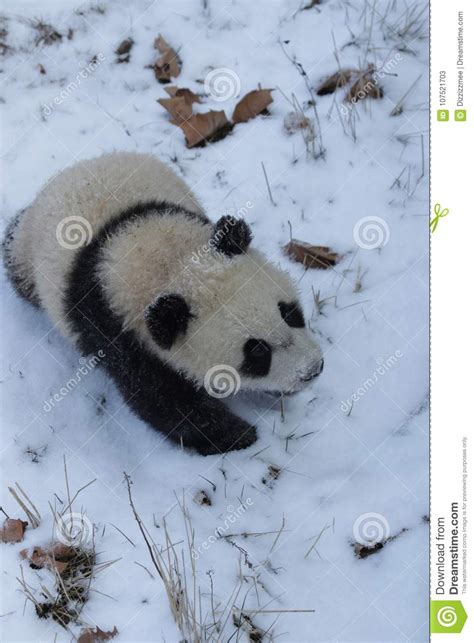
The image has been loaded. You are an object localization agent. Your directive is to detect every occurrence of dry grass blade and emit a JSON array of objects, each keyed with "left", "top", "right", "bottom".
[
  {"left": 125, "top": 474, "right": 257, "bottom": 642},
  {"left": 304, "top": 523, "right": 331, "bottom": 559},
  {"left": 8, "top": 483, "right": 40, "bottom": 528}
]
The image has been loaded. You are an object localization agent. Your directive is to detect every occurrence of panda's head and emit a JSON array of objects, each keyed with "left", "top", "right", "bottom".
[{"left": 144, "top": 216, "right": 324, "bottom": 395}]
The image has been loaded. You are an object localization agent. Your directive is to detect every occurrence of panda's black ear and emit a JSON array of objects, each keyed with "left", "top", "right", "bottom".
[
  {"left": 144, "top": 294, "right": 193, "bottom": 350},
  {"left": 211, "top": 215, "right": 252, "bottom": 257}
]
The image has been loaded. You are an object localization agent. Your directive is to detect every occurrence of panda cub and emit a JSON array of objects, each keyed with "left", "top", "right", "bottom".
[{"left": 4, "top": 153, "right": 323, "bottom": 455}]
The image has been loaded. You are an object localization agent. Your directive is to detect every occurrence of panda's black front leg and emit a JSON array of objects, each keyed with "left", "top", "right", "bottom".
[
  {"left": 105, "top": 343, "right": 257, "bottom": 455},
  {"left": 170, "top": 391, "right": 258, "bottom": 456}
]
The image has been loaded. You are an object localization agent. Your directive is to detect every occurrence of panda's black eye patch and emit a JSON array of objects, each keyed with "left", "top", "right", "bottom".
[
  {"left": 241, "top": 339, "right": 272, "bottom": 377},
  {"left": 278, "top": 301, "right": 305, "bottom": 328}
]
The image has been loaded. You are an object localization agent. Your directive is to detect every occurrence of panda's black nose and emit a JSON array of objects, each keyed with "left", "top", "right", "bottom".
[{"left": 301, "top": 359, "right": 324, "bottom": 382}]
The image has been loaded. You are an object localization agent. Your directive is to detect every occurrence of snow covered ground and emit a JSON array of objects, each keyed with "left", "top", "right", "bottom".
[{"left": 0, "top": 1, "right": 429, "bottom": 641}]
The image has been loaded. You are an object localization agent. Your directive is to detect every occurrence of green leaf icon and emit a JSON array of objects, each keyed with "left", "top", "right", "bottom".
[{"left": 430, "top": 601, "right": 468, "bottom": 634}]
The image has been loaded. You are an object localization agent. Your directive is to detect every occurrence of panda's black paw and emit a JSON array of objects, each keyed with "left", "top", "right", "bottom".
[
  {"left": 195, "top": 420, "right": 257, "bottom": 456},
  {"left": 223, "top": 423, "right": 258, "bottom": 453}
]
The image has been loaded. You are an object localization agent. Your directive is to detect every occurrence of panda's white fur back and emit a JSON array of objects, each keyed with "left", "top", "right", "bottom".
[{"left": 10, "top": 152, "right": 203, "bottom": 337}]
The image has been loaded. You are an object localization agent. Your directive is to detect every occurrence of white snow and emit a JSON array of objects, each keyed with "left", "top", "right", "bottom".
[{"left": 0, "top": 1, "right": 429, "bottom": 641}]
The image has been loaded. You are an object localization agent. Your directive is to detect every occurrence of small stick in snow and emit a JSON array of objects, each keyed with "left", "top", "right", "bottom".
[
  {"left": 109, "top": 522, "right": 136, "bottom": 547},
  {"left": 269, "top": 515, "right": 286, "bottom": 553},
  {"left": 304, "top": 523, "right": 331, "bottom": 559},
  {"left": 390, "top": 73, "right": 422, "bottom": 116},
  {"left": 261, "top": 162, "right": 276, "bottom": 206}
]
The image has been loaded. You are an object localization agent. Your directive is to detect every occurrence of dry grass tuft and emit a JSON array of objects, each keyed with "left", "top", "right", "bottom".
[{"left": 125, "top": 474, "right": 268, "bottom": 642}]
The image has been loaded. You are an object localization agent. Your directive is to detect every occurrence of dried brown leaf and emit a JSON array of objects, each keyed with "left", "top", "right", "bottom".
[
  {"left": 1, "top": 518, "right": 27, "bottom": 543},
  {"left": 78, "top": 626, "right": 118, "bottom": 643},
  {"left": 283, "top": 240, "right": 341, "bottom": 269},
  {"left": 179, "top": 110, "right": 233, "bottom": 148},
  {"left": 158, "top": 96, "right": 193, "bottom": 124},
  {"left": 20, "top": 542, "right": 77, "bottom": 574},
  {"left": 316, "top": 69, "right": 355, "bottom": 95},
  {"left": 164, "top": 86, "right": 202, "bottom": 105},
  {"left": 116, "top": 38, "right": 133, "bottom": 56},
  {"left": 154, "top": 35, "right": 181, "bottom": 83},
  {"left": 345, "top": 67, "right": 383, "bottom": 103},
  {"left": 232, "top": 89, "right": 273, "bottom": 124},
  {"left": 353, "top": 541, "right": 384, "bottom": 559}
]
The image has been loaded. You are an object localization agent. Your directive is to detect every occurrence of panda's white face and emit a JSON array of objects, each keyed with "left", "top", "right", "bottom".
[{"left": 158, "top": 249, "right": 324, "bottom": 395}]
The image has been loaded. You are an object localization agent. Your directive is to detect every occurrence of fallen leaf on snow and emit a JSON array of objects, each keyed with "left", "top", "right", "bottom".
[
  {"left": 316, "top": 69, "right": 355, "bottom": 95},
  {"left": 1, "top": 518, "right": 27, "bottom": 543},
  {"left": 179, "top": 110, "right": 233, "bottom": 147},
  {"left": 20, "top": 542, "right": 77, "bottom": 574},
  {"left": 116, "top": 38, "right": 133, "bottom": 63},
  {"left": 78, "top": 626, "right": 118, "bottom": 642},
  {"left": 283, "top": 240, "right": 341, "bottom": 269},
  {"left": 158, "top": 96, "right": 193, "bottom": 124},
  {"left": 164, "top": 86, "right": 202, "bottom": 105},
  {"left": 353, "top": 527, "right": 408, "bottom": 559},
  {"left": 345, "top": 66, "right": 383, "bottom": 103},
  {"left": 154, "top": 35, "right": 181, "bottom": 83},
  {"left": 353, "top": 541, "right": 384, "bottom": 559},
  {"left": 232, "top": 89, "right": 273, "bottom": 124}
]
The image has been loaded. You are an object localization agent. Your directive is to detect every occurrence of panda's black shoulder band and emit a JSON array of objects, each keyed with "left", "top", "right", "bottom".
[
  {"left": 64, "top": 200, "right": 207, "bottom": 356},
  {"left": 211, "top": 215, "right": 252, "bottom": 257}
]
